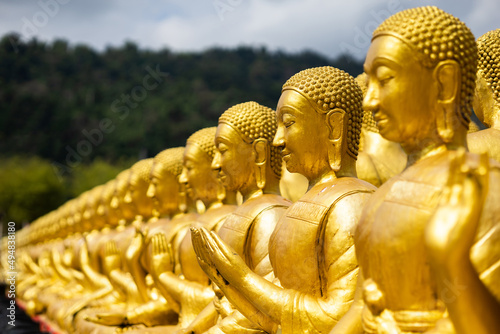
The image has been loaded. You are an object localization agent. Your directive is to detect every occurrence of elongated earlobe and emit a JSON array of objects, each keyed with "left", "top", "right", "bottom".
[
  {"left": 253, "top": 138, "right": 268, "bottom": 189},
  {"left": 435, "top": 60, "right": 460, "bottom": 143},
  {"left": 326, "top": 109, "right": 345, "bottom": 172}
]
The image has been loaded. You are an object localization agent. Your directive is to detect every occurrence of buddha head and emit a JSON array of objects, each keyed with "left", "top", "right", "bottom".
[
  {"left": 66, "top": 199, "right": 80, "bottom": 234},
  {"left": 97, "top": 180, "right": 117, "bottom": 227},
  {"left": 179, "top": 127, "right": 226, "bottom": 208},
  {"left": 474, "top": 29, "right": 500, "bottom": 129},
  {"left": 213, "top": 101, "right": 281, "bottom": 198},
  {"left": 82, "top": 185, "right": 104, "bottom": 231},
  {"left": 363, "top": 6, "right": 477, "bottom": 151},
  {"left": 275, "top": 67, "right": 363, "bottom": 181},
  {"left": 129, "top": 158, "right": 155, "bottom": 219},
  {"left": 147, "top": 147, "right": 185, "bottom": 217},
  {"left": 112, "top": 169, "right": 136, "bottom": 222}
]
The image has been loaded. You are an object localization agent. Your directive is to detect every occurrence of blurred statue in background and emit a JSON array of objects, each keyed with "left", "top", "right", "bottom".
[
  {"left": 185, "top": 102, "right": 291, "bottom": 334},
  {"left": 133, "top": 127, "right": 237, "bottom": 333},
  {"left": 331, "top": 7, "right": 500, "bottom": 334},
  {"left": 468, "top": 29, "right": 500, "bottom": 162}
]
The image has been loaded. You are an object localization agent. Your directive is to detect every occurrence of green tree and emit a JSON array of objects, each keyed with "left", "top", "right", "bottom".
[{"left": 0, "top": 156, "right": 68, "bottom": 232}]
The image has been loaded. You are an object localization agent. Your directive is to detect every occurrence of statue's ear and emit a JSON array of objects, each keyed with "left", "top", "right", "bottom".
[
  {"left": 252, "top": 138, "right": 268, "bottom": 189},
  {"left": 434, "top": 60, "right": 460, "bottom": 143},
  {"left": 326, "top": 109, "right": 345, "bottom": 172}
]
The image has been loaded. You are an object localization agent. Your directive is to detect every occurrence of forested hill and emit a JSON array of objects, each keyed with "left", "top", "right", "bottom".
[
  {"left": 0, "top": 33, "right": 363, "bottom": 225},
  {"left": 0, "top": 33, "right": 363, "bottom": 164}
]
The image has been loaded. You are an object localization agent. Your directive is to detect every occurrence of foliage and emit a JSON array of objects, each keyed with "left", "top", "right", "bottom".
[
  {"left": 0, "top": 33, "right": 364, "bottom": 164},
  {"left": 69, "top": 158, "right": 134, "bottom": 197},
  {"left": 0, "top": 156, "right": 67, "bottom": 227},
  {"left": 0, "top": 33, "right": 364, "bottom": 225},
  {"left": 0, "top": 155, "right": 132, "bottom": 230}
]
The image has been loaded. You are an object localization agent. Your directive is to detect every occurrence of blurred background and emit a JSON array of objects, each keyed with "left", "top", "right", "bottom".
[{"left": 0, "top": 0, "right": 497, "bottom": 233}]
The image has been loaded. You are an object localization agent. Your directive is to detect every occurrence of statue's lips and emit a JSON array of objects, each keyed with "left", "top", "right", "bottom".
[{"left": 373, "top": 112, "right": 388, "bottom": 125}]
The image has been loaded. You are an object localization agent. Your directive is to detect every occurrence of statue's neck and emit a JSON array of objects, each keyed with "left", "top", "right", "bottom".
[{"left": 307, "top": 157, "right": 357, "bottom": 190}]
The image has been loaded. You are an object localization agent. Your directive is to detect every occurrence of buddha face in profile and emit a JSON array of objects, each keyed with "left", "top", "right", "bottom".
[
  {"left": 179, "top": 127, "right": 222, "bottom": 204},
  {"left": 363, "top": 6, "right": 477, "bottom": 148},
  {"left": 147, "top": 147, "right": 184, "bottom": 216},
  {"left": 128, "top": 158, "right": 154, "bottom": 218},
  {"left": 274, "top": 67, "right": 362, "bottom": 181},
  {"left": 212, "top": 101, "right": 281, "bottom": 195},
  {"left": 364, "top": 36, "right": 436, "bottom": 144},
  {"left": 275, "top": 90, "right": 330, "bottom": 177},
  {"left": 213, "top": 123, "right": 256, "bottom": 192}
]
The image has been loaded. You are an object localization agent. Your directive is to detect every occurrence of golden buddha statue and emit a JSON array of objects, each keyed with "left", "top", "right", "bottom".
[
  {"left": 83, "top": 153, "right": 190, "bottom": 330},
  {"left": 146, "top": 127, "right": 238, "bottom": 332},
  {"left": 330, "top": 7, "right": 500, "bottom": 334},
  {"left": 81, "top": 160, "right": 171, "bottom": 329},
  {"left": 468, "top": 29, "right": 500, "bottom": 162},
  {"left": 184, "top": 101, "right": 292, "bottom": 334},
  {"left": 192, "top": 67, "right": 376, "bottom": 334},
  {"left": 145, "top": 146, "right": 198, "bottom": 280},
  {"left": 355, "top": 73, "right": 407, "bottom": 186}
]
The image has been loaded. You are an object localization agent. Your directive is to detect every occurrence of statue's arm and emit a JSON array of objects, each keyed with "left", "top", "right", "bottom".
[
  {"left": 50, "top": 248, "right": 73, "bottom": 282},
  {"left": 426, "top": 152, "right": 500, "bottom": 334},
  {"left": 180, "top": 301, "right": 219, "bottom": 334},
  {"left": 213, "top": 275, "right": 279, "bottom": 332},
  {"left": 329, "top": 273, "right": 365, "bottom": 334},
  {"left": 79, "top": 240, "right": 112, "bottom": 290},
  {"left": 125, "top": 229, "right": 149, "bottom": 303},
  {"left": 192, "top": 224, "right": 291, "bottom": 325}
]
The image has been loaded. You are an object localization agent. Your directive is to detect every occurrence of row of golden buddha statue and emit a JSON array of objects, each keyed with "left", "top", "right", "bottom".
[{"left": 2, "top": 6, "right": 499, "bottom": 334}]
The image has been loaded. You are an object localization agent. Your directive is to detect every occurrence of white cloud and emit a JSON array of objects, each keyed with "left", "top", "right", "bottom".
[{"left": 0, "top": 0, "right": 498, "bottom": 59}]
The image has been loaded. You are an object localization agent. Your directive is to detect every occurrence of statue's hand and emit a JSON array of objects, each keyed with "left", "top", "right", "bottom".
[
  {"left": 126, "top": 228, "right": 145, "bottom": 263},
  {"left": 85, "top": 311, "right": 127, "bottom": 326},
  {"left": 149, "top": 232, "right": 174, "bottom": 278},
  {"left": 425, "top": 149, "right": 489, "bottom": 268},
  {"left": 191, "top": 227, "right": 227, "bottom": 288},
  {"left": 79, "top": 237, "right": 90, "bottom": 265},
  {"left": 103, "top": 240, "right": 122, "bottom": 275},
  {"left": 204, "top": 228, "right": 249, "bottom": 281}
]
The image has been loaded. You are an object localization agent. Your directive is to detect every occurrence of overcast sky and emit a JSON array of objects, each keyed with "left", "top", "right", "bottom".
[{"left": 0, "top": 0, "right": 498, "bottom": 60}]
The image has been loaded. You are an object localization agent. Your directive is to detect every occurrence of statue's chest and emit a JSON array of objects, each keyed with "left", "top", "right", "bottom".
[
  {"left": 270, "top": 180, "right": 359, "bottom": 294},
  {"left": 357, "top": 169, "right": 447, "bottom": 306},
  {"left": 371, "top": 177, "right": 442, "bottom": 246},
  {"left": 217, "top": 194, "right": 290, "bottom": 266},
  {"left": 271, "top": 200, "right": 331, "bottom": 294}
]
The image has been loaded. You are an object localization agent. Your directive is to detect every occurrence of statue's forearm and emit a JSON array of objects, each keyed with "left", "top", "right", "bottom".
[
  {"left": 226, "top": 269, "right": 289, "bottom": 324},
  {"left": 157, "top": 272, "right": 206, "bottom": 302},
  {"left": 128, "top": 262, "right": 149, "bottom": 303},
  {"left": 438, "top": 260, "right": 500, "bottom": 334},
  {"left": 218, "top": 282, "right": 278, "bottom": 333},
  {"left": 80, "top": 259, "right": 110, "bottom": 289},
  {"left": 183, "top": 301, "right": 219, "bottom": 333}
]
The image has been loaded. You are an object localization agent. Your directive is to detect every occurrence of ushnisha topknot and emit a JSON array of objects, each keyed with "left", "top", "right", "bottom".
[
  {"left": 154, "top": 147, "right": 185, "bottom": 177},
  {"left": 282, "top": 66, "right": 364, "bottom": 159},
  {"left": 355, "top": 73, "right": 379, "bottom": 134},
  {"left": 186, "top": 127, "right": 217, "bottom": 160},
  {"left": 218, "top": 101, "right": 282, "bottom": 178},
  {"left": 130, "top": 158, "right": 154, "bottom": 185},
  {"left": 373, "top": 6, "right": 477, "bottom": 126},
  {"left": 477, "top": 29, "right": 500, "bottom": 103}
]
